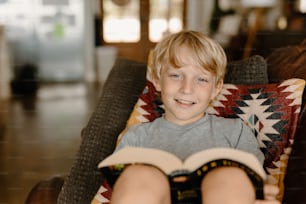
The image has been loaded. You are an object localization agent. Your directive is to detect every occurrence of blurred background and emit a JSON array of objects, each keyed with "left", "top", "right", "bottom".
[{"left": 0, "top": 0, "right": 305, "bottom": 203}]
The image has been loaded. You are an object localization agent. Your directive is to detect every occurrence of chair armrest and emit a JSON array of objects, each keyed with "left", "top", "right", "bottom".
[
  {"left": 25, "top": 176, "right": 64, "bottom": 204},
  {"left": 57, "top": 58, "right": 147, "bottom": 203}
]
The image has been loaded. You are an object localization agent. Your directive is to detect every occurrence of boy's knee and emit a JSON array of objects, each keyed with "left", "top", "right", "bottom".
[
  {"left": 202, "top": 166, "right": 252, "bottom": 185},
  {"left": 122, "top": 164, "right": 166, "bottom": 179},
  {"left": 201, "top": 167, "right": 255, "bottom": 204},
  {"left": 111, "top": 165, "right": 171, "bottom": 204}
]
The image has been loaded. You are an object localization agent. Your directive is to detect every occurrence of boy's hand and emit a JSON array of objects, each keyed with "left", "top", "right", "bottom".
[{"left": 255, "top": 184, "right": 280, "bottom": 204}]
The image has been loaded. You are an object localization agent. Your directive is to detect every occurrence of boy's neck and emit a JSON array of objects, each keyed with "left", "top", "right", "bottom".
[{"left": 163, "top": 113, "right": 207, "bottom": 126}]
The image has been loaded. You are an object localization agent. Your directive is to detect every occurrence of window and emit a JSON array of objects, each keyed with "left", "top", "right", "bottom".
[
  {"left": 102, "top": 0, "right": 184, "bottom": 43},
  {"left": 102, "top": 0, "right": 140, "bottom": 42},
  {"left": 296, "top": 0, "right": 306, "bottom": 13},
  {"left": 149, "top": 0, "right": 184, "bottom": 42}
]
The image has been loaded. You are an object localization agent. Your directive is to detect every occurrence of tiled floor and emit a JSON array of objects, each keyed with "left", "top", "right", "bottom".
[{"left": 0, "top": 83, "right": 101, "bottom": 204}]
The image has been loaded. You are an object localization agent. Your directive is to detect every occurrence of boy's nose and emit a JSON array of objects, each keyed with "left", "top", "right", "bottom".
[{"left": 180, "top": 79, "right": 193, "bottom": 94}]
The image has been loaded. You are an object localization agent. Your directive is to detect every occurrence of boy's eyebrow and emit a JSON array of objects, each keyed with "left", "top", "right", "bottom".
[{"left": 200, "top": 69, "right": 213, "bottom": 76}]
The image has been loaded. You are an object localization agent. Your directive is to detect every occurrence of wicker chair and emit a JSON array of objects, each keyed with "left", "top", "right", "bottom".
[{"left": 26, "top": 54, "right": 306, "bottom": 203}]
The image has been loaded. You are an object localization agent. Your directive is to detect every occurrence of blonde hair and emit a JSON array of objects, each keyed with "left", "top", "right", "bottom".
[{"left": 152, "top": 30, "right": 227, "bottom": 85}]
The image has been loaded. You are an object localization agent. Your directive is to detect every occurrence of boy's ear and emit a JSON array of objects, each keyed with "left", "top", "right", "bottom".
[
  {"left": 152, "top": 77, "right": 162, "bottom": 92},
  {"left": 211, "top": 80, "right": 223, "bottom": 99}
]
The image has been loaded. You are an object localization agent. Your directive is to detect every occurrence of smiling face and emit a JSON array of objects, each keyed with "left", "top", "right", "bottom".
[{"left": 153, "top": 46, "right": 223, "bottom": 125}]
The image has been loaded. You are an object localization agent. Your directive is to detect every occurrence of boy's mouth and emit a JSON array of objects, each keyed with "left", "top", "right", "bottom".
[{"left": 175, "top": 99, "right": 196, "bottom": 105}]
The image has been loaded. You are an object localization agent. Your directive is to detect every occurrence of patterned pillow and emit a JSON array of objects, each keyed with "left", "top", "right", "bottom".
[
  {"left": 206, "top": 79, "right": 304, "bottom": 202},
  {"left": 92, "top": 78, "right": 305, "bottom": 203}
]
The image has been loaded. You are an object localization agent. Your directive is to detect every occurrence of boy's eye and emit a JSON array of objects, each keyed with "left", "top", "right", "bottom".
[
  {"left": 169, "top": 73, "right": 181, "bottom": 79},
  {"left": 197, "top": 77, "right": 208, "bottom": 83}
]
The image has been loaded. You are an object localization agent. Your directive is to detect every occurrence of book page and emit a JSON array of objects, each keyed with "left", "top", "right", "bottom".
[
  {"left": 183, "top": 148, "right": 266, "bottom": 180},
  {"left": 98, "top": 147, "right": 184, "bottom": 174},
  {"left": 98, "top": 147, "right": 266, "bottom": 180}
]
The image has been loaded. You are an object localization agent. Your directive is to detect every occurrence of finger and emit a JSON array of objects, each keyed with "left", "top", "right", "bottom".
[
  {"left": 255, "top": 200, "right": 281, "bottom": 204},
  {"left": 264, "top": 184, "right": 279, "bottom": 197}
]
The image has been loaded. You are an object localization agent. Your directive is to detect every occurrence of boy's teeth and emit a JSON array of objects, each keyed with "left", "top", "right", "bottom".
[{"left": 177, "top": 99, "right": 193, "bottom": 104}]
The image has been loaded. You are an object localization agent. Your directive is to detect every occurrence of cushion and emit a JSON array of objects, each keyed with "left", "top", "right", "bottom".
[
  {"left": 225, "top": 55, "right": 268, "bottom": 84},
  {"left": 92, "top": 77, "right": 305, "bottom": 203},
  {"left": 265, "top": 39, "right": 306, "bottom": 107},
  {"left": 266, "top": 39, "right": 306, "bottom": 83},
  {"left": 91, "top": 181, "right": 112, "bottom": 204}
]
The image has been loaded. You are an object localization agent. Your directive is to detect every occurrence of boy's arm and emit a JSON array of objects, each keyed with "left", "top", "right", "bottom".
[
  {"left": 115, "top": 126, "right": 140, "bottom": 152},
  {"left": 234, "top": 121, "right": 265, "bottom": 164}
]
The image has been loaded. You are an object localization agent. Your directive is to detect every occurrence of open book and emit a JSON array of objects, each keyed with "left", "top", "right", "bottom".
[{"left": 98, "top": 147, "right": 266, "bottom": 202}]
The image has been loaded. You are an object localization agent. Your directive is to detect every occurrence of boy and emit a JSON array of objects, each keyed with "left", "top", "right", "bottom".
[{"left": 111, "top": 30, "right": 279, "bottom": 204}]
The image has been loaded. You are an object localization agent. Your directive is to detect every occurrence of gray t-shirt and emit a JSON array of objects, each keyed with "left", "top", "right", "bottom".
[{"left": 116, "top": 114, "right": 264, "bottom": 164}]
